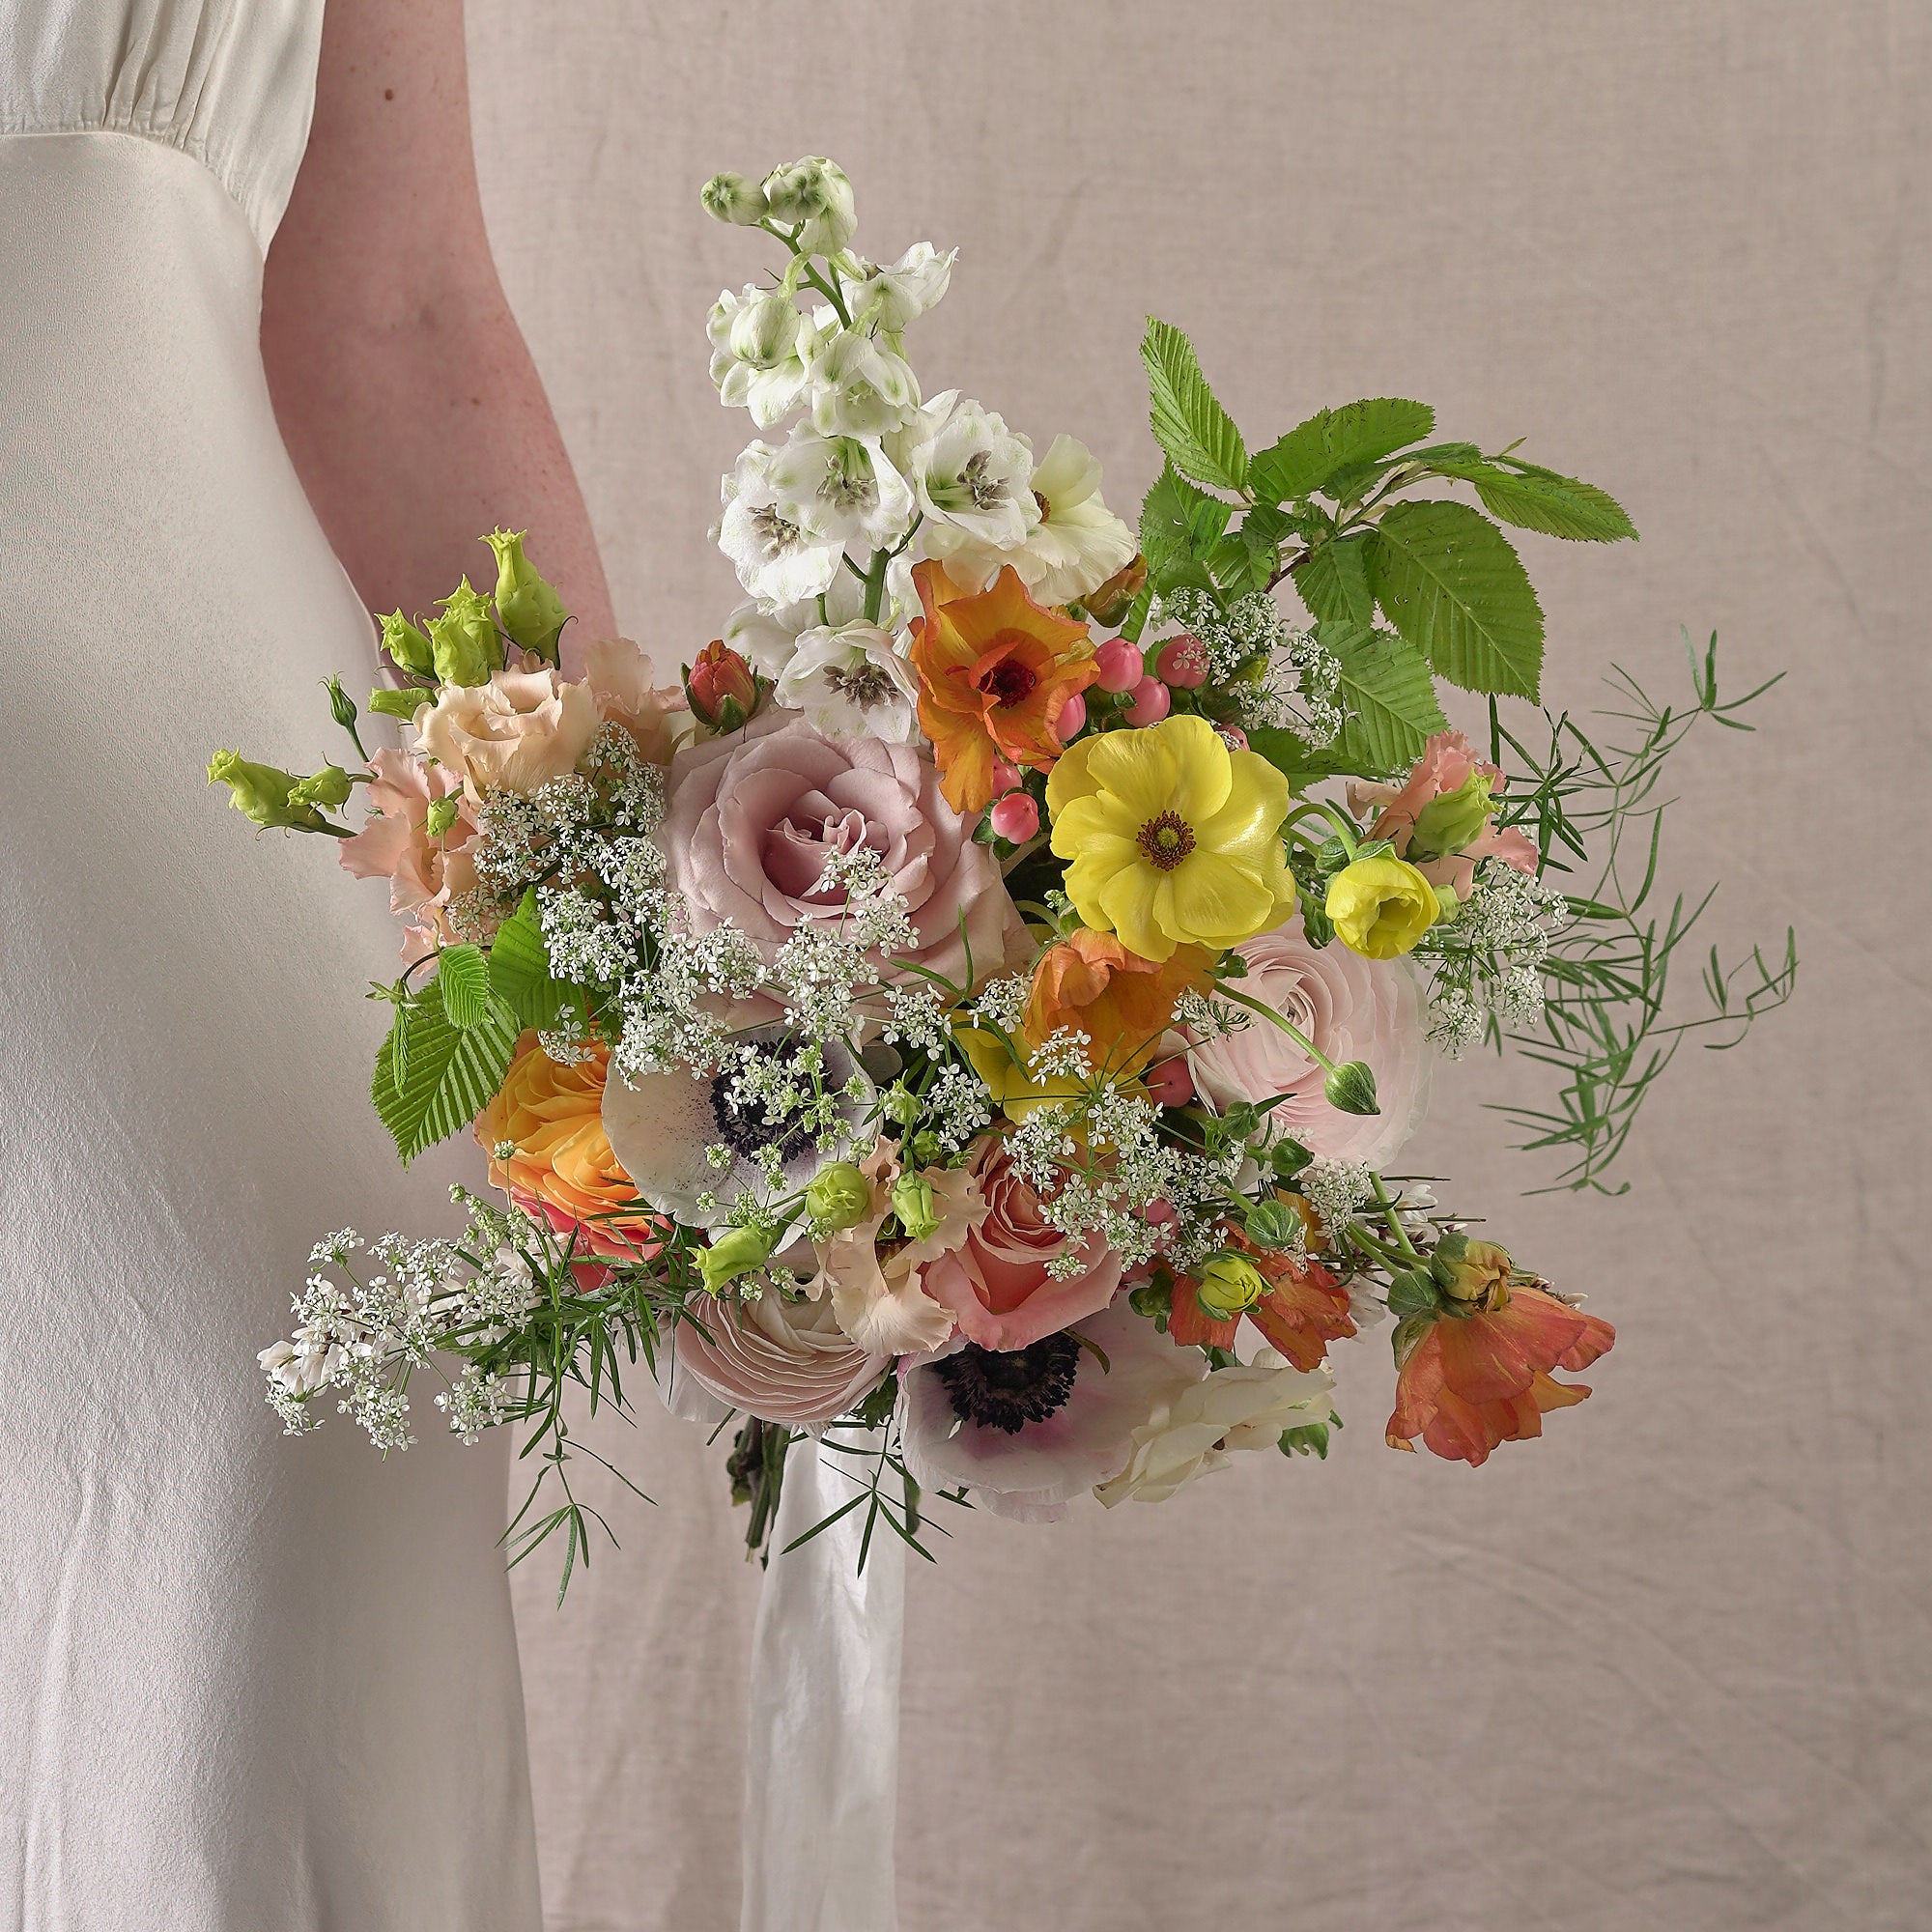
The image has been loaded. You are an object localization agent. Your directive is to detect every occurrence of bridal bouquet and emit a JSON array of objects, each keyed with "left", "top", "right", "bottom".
[{"left": 214, "top": 158, "right": 1792, "bottom": 1584}]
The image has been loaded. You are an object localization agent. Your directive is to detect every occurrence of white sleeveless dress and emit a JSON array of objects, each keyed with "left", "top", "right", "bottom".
[{"left": 0, "top": 6, "right": 544, "bottom": 1925}]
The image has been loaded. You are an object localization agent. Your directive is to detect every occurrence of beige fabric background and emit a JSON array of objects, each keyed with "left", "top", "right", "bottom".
[{"left": 461, "top": 4, "right": 1930, "bottom": 1927}]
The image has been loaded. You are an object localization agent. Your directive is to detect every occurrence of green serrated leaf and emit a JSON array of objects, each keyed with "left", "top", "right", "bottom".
[
  {"left": 1319, "top": 621, "right": 1450, "bottom": 774},
  {"left": 1249, "top": 399, "right": 1436, "bottom": 503},
  {"left": 1244, "top": 726, "right": 1357, "bottom": 787},
  {"left": 487, "top": 889, "right": 569, "bottom": 1032},
  {"left": 1293, "top": 534, "right": 1376, "bottom": 628},
  {"left": 371, "top": 977, "right": 518, "bottom": 1166},
  {"left": 1140, "top": 319, "right": 1248, "bottom": 495},
  {"left": 436, "top": 943, "right": 491, "bottom": 1028},
  {"left": 1426, "top": 455, "right": 1637, "bottom": 543},
  {"left": 1366, "top": 500, "right": 1545, "bottom": 700},
  {"left": 1139, "top": 464, "right": 1231, "bottom": 597}
]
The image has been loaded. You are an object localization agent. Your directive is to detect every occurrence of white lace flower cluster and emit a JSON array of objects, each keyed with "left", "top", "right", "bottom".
[
  {"left": 1424, "top": 856, "right": 1571, "bottom": 1056},
  {"left": 1159, "top": 588, "right": 1344, "bottom": 744}
]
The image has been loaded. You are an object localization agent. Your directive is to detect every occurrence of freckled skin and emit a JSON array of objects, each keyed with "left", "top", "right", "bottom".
[{"left": 262, "top": 0, "right": 615, "bottom": 674}]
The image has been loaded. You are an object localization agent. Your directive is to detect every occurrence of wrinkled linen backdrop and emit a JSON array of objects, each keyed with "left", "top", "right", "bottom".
[{"left": 455, "top": 4, "right": 1929, "bottom": 1928}]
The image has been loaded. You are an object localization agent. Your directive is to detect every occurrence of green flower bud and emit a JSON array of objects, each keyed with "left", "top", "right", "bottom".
[
  {"left": 804, "top": 1161, "right": 871, "bottom": 1232},
  {"left": 701, "top": 170, "right": 770, "bottom": 226},
  {"left": 483, "top": 528, "right": 569, "bottom": 661},
  {"left": 761, "top": 156, "right": 856, "bottom": 254},
  {"left": 880, "top": 1085, "right": 921, "bottom": 1127},
  {"left": 379, "top": 610, "right": 437, "bottom": 679},
  {"left": 1270, "top": 1137, "right": 1314, "bottom": 1180},
  {"left": 698, "top": 1225, "right": 773, "bottom": 1294},
  {"left": 368, "top": 686, "right": 429, "bottom": 722},
  {"left": 1196, "top": 1253, "right": 1268, "bottom": 1319},
  {"left": 907, "top": 1129, "right": 941, "bottom": 1167},
  {"left": 1127, "top": 1272, "right": 1175, "bottom": 1323},
  {"left": 889, "top": 1171, "right": 940, "bottom": 1242},
  {"left": 287, "top": 763, "right": 354, "bottom": 810},
  {"left": 1243, "top": 1199, "right": 1302, "bottom": 1250},
  {"left": 207, "top": 750, "right": 327, "bottom": 832},
  {"left": 324, "top": 675, "right": 359, "bottom": 731},
  {"left": 1408, "top": 773, "right": 1495, "bottom": 864},
  {"left": 425, "top": 793, "right": 463, "bottom": 838},
  {"left": 1322, "top": 1059, "right": 1380, "bottom": 1118},
  {"left": 427, "top": 578, "right": 504, "bottom": 687},
  {"left": 1384, "top": 1267, "right": 1441, "bottom": 1319},
  {"left": 1430, "top": 881, "right": 1461, "bottom": 924}
]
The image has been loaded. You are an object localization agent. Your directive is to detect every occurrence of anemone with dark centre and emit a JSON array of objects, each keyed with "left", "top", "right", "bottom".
[
  {"left": 709, "top": 1037, "right": 815, "bottom": 1166},
  {"left": 932, "top": 1333, "right": 1083, "bottom": 1435}
]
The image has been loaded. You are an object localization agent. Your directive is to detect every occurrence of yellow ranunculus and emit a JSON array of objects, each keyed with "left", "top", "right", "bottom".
[
  {"left": 1044, "top": 714, "right": 1295, "bottom": 964},
  {"left": 954, "top": 1025, "right": 1089, "bottom": 1120},
  {"left": 1324, "top": 855, "right": 1439, "bottom": 959}
]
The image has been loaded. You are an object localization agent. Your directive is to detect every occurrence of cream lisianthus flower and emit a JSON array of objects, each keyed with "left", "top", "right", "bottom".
[
  {"left": 1046, "top": 713, "right": 1296, "bottom": 963},
  {"left": 1094, "top": 1350, "right": 1336, "bottom": 1507},
  {"left": 417, "top": 666, "right": 599, "bottom": 802},
  {"left": 925, "top": 434, "right": 1135, "bottom": 606}
]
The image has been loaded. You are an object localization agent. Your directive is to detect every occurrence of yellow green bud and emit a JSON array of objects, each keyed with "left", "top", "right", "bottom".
[
  {"left": 424, "top": 793, "right": 463, "bottom": 838},
  {"left": 1325, "top": 855, "right": 1439, "bottom": 960},
  {"left": 427, "top": 578, "right": 504, "bottom": 687},
  {"left": 1408, "top": 773, "right": 1495, "bottom": 864},
  {"left": 1196, "top": 1254, "right": 1268, "bottom": 1319},
  {"left": 379, "top": 610, "right": 437, "bottom": 679},
  {"left": 324, "top": 675, "right": 359, "bottom": 732},
  {"left": 207, "top": 750, "right": 327, "bottom": 832},
  {"left": 698, "top": 1225, "right": 773, "bottom": 1294},
  {"left": 804, "top": 1161, "right": 871, "bottom": 1232},
  {"left": 483, "top": 529, "right": 569, "bottom": 662},
  {"left": 889, "top": 1171, "right": 940, "bottom": 1242},
  {"left": 287, "top": 763, "right": 354, "bottom": 811},
  {"left": 367, "top": 687, "right": 428, "bottom": 722},
  {"left": 1321, "top": 1059, "right": 1380, "bottom": 1118},
  {"left": 1433, "top": 1236, "right": 1513, "bottom": 1308},
  {"left": 701, "top": 171, "right": 770, "bottom": 226}
]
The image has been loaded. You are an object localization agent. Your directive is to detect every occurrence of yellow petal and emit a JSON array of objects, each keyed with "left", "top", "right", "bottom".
[
  {"left": 1079, "top": 724, "right": 1180, "bottom": 822},
  {"left": 1044, "top": 733, "right": 1103, "bottom": 816},
  {"left": 1157, "top": 714, "right": 1236, "bottom": 824},
  {"left": 1097, "top": 861, "right": 1175, "bottom": 961},
  {"left": 1169, "top": 853, "right": 1276, "bottom": 948}
]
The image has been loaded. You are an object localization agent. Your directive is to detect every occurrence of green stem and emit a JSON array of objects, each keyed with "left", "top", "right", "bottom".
[
  {"left": 1370, "top": 1171, "right": 1420, "bottom": 1259},
  {"left": 862, "top": 548, "right": 890, "bottom": 624},
  {"left": 1215, "top": 984, "right": 1342, "bottom": 1075}
]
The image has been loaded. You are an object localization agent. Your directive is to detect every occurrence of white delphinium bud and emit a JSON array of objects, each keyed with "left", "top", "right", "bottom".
[
  {"left": 839, "top": 242, "right": 956, "bottom": 331},
  {"left": 706, "top": 284, "right": 813, "bottom": 427},
  {"left": 762, "top": 156, "right": 857, "bottom": 254},
  {"left": 701, "top": 171, "right": 770, "bottom": 225},
  {"left": 807, "top": 327, "right": 921, "bottom": 438}
]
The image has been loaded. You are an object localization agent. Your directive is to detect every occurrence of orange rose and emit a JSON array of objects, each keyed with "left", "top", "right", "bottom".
[
  {"left": 477, "top": 1037, "right": 665, "bottom": 1262},
  {"left": 1023, "top": 927, "right": 1212, "bottom": 1080},
  {"left": 910, "top": 561, "right": 1096, "bottom": 812}
]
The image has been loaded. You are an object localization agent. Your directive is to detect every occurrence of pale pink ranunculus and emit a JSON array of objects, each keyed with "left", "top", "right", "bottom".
[
  {"left": 919, "top": 1134, "right": 1122, "bottom": 1351},
  {"left": 582, "top": 636, "right": 691, "bottom": 765},
  {"left": 418, "top": 666, "right": 599, "bottom": 802},
  {"left": 338, "top": 748, "right": 478, "bottom": 960},
  {"left": 896, "top": 1300, "right": 1207, "bottom": 1523},
  {"left": 663, "top": 1291, "right": 890, "bottom": 1429},
  {"left": 1348, "top": 727, "right": 1539, "bottom": 899},
  {"left": 1185, "top": 912, "right": 1431, "bottom": 1168},
  {"left": 658, "top": 708, "right": 1028, "bottom": 991}
]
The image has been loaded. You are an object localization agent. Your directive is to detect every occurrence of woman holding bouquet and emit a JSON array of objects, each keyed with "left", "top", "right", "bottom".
[{"left": 0, "top": 0, "right": 606, "bottom": 1920}]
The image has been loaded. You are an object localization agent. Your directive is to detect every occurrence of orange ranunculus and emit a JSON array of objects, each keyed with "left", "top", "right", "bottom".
[
  {"left": 1024, "top": 927, "right": 1212, "bottom": 1079},
  {"left": 910, "top": 560, "right": 1097, "bottom": 812},
  {"left": 1166, "top": 1240, "right": 1355, "bottom": 1368},
  {"left": 477, "top": 1036, "right": 666, "bottom": 1262},
  {"left": 1386, "top": 1284, "right": 1615, "bottom": 1465}
]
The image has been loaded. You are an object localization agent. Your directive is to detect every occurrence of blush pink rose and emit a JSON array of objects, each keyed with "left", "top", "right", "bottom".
[
  {"left": 1348, "top": 727, "right": 1538, "bottom": 899},
  {"left": 920, "top": 1135, "right": 1123, "bottom": 1350},
  {"left": 667, "top": 1291, "right": 890, "bottom": 1428},
  {"left": 1185, "top": 913, "right": 1431, "bottom": 1168},
  {"left": 659, "top": 708, "right": 1028, "bottom": 990},
  {"left": 338, "top": 748, "right": 478, "bottom": 959}
]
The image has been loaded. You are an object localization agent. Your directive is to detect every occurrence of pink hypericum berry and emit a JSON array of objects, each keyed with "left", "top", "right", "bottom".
[
  {"left": 1055, "top": 693, "right": 1088, "bottom": 742},
  {"left": 988, "top": 791, "right": 1040, "bottom": 843},
  {"left": 1125, "top": 676, "right": 1171, "bottom": 726},
  {"left": 1155, "top": 633, "right": 1210, "bottom": 688},
  {"left": 1144, "top": 1057, "right": 1195, "bottom": 1108},
  {"left": 989, "top": 757, "right": 1023, "bottom": 795},
  {"left": 1094, "top": 638, "right": 1144, "bottom": 694},
  {"left": 1142, "top": 1197, "right": 1179, "bottom": 1226},
  {"left": 1214, "top": 723, "right": 1249, "bottom": 752}
]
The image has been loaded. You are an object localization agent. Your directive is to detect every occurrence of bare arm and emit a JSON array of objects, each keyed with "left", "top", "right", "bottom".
[{"left": 262, "top": 0, "right": 615, "bottom": 670}]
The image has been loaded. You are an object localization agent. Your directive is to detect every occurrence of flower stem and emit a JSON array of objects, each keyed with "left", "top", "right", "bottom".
[
  {"left": 1214, "top": 984, "right": 1340, "bottom": 1076},
  {"left": 1370, "top": 1171, "right": 1420, "bottom": 1259}
]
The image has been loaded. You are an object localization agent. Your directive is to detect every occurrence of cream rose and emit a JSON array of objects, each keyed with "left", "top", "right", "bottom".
[
  {"left": 417, "top": 666, "right": 599, "bottom": 801},
  {"left": 663, "top": 1291, "right": 890, "bottom": 1429}
]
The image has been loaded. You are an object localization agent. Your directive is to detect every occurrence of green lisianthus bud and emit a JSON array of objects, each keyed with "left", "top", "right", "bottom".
[
  {"left": 880, "top": 1085, "right": 921, "bottom": 1127},
  {"left": 324, "top": 675, "right": 359, "bottom": 731},
  {"left": 805, "top": 1161, "right": 871, "bottom": 1232},
  {"left": 379, "top": 610, "right": 437, "bottom": 679},
  {"left": 1270, "top": 1138, "right": 1314, "bottom": 1180},
  {"left": 761, "top": 156, "right": 856, "bottom": 254},
  {"left": 889, "top": 1171, "right": 940, "bottom": 1242},
  {"left": 287, "top": 763, "right": 354, "bottom": 811},
  {"left": 1408, "top": 773, "right": 1495, "bottom": 864},
  {"left": 701, "top": 170, "right": 770, "bottom": 226},
  {"left": 1430, "top": 882, "right": 1461, "bottom": 924},
  {"left": 698, "top": 1225, "right": 773, "bottom": 1294},
  {"left": 1322, "top": 1059, "right": 1380, "bottom": 1118},
  {"left": 367, "top": 687, "right": 428, "bottom": 722},
  {"left": 425, "top": 793, "right": 463, "bottom": 838},
  {"left": 207, "top": 750, "right": 327, "bottom": 832},
  {"left": 483, "top": 529, "right": 569, "bottom": 661},
  {"left": 1243, "top": 1199, "right": 1303, "bottom": 1250},
  {"left": 1196, "top": 1253, "right": 1268, "bottom": 1319},
  {"left": 427, "top": 578, "right": 504, "bottom": 687}
]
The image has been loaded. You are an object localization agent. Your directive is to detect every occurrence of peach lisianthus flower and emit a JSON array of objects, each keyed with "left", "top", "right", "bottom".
[
  {"left": 581, "top": 636, "right": 690, "bottom": 764},
  {"left": 477, "top": 1036, "right": 666, "bottom": 1263},
  {"left": 1349, "top": 727, "right": 1538, "bottom": 899},
  {"left": 338, "top": 747, "right": 477, "bottom": 959},
  {"left": 910, "top": 561, "right": 1097, "bottom": 813},
  {"left": 418, "top": 665, "right": 599, "bottom": 802},
  {"left": 1386, "top": 1284, "right": 1615, "bottom": 1465}
]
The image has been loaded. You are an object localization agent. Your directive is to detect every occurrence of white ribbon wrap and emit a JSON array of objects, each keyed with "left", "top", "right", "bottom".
[{"left": 741, "top": 1429, "right": 905, "bottom": 1932}]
